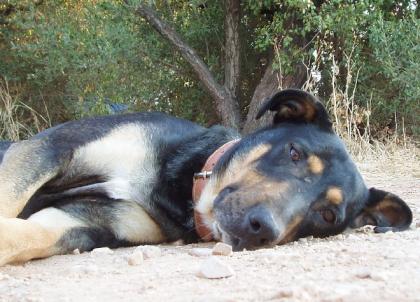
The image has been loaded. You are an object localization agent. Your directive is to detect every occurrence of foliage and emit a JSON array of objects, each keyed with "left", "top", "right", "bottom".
[{"left": 0, "top": 0, "right": 418, "bottom": 138}]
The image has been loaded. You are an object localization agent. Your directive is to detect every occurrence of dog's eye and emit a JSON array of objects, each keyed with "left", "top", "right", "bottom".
[
  {"left": 290, "top": 146, "right": 300, "bottom": 161},
  {"left": 320, "top": 209, "right": 336, "bottom": 224}
]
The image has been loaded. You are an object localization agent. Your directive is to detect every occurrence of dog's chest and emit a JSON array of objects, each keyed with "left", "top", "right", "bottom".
[{"left": 68, "top": 123, "right": 157, "bottom": 201}]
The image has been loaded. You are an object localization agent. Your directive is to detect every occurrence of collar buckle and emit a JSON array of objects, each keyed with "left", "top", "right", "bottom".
[{"left": 193, "top": 170, "right": 213, "bottom": 180}]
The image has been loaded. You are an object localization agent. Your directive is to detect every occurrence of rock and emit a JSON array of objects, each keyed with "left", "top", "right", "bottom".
[
  {"left": 197, "top": 256, "right": 234, "bottom": 279},
  {"left": 298, "top": 238, "right": 308, "bottom": 244},
  {"left": 272, "top": 288, "right": 294, "bottom": 299},
  {"left": 170, "top": 239, "right": 184, "bottom": 246},
  {"left": 189, "top": 248, "right": 212, "bottom": 257},
  {"left": 212, "top": 243, "right": 233, "bottom": 256},
  {"left": 90, "top": 247, "right": 114, "bottom": 255},
  {"left": 355, "top": 225, "right": 375, "bottom": 233},
  {"left": 135, "top": 246, "right": 161, "bottom": 259},
  {"left": 72, "top": 249, "right": 80, "bottom": 255},
  {"left": 416, "top": 221, "right": 420, "bottom": 228},
  {"left": 347, "top": 234, "right": 360, "bottom": 241},
  {"left": 0, "top": 272, "right": 11, "bottom": 281},
  {"left": 355, "top": 269, "right": 371, "bottom": 279},
  {"left": 128, "top": 251, "right": 144, "bottom": 266}
]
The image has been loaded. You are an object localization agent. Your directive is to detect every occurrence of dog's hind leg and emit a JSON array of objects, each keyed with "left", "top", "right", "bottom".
[
  {"left": 0, "top": 208, "right": 85, "bottom": 265},
  {"left": 0, "top": 139, "right": 65, "bottom": 218},
  {"left": 0, "top": 198, "right": 167, "bottom": 266}
]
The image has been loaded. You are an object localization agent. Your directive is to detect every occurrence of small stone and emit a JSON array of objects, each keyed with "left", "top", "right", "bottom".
[
  {"left": 370, "top": 272, "right": 385, "bottom": 281},
  {"left": 197, "top": 256, "right": 234, "bottom": 279},
  {"left": 298, "top": 238, "right": 308, "bottom": 244},
  {"left": 272, "top": 288, "right": 294, "bottom": 299},
  {"left": 347, "top": 234, "right": 360, "bottom": 241},
  {"left": 355, "top": 269, "right": 371, "bottom": 279},
  {"left": 170, "top": 239, "right": 184, "bottom": 246},
  {"left": 189, "top": 248, "right": 212, "bottom": 257},
  {"left": 128, "top": 251, "right": 144, "bottom": 266},
  {"left": 72, "top": 249, "right": 80, "bottom": 255},
  {"left": 212, "top": 243, "right": 233, "bottom": 256},
  {"left": 416, "top": 221, "right": 420, "bottom": 228},
  {"left": 0, "top": 272, "right": 11, "bottom": 281},
  {"left": 135, "top": 246, "right": 161, "bottom": 259},
  {"left": 91, "top": 247, "right": 113, "bottom": 255},
  {"left": 334, "top": 234, "right": 345, "bottom": 240}
]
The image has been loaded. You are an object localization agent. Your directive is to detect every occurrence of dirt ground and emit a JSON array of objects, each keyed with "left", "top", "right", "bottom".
[{"left": 0, "top": 158, "right": 419, "bottom": 302}]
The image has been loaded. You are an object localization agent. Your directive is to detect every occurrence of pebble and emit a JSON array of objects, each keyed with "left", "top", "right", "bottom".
[
  {"left": 212, "top": 243, "right": 233, "bottom": 256},
  {"left": 135, "top": 246, "right": 161, "bottom": 259},
  {"left": 355, "top": 269, "right": 371, "bottom": 279},
  {"left": 189, "top": 248, "right": 212, "bottom": 257},
  {"left": 0, "top": 272, "right": 11, "bottom": 281},
  {"left": 272, "top": 288, "right": 294, "bottom": 299},
  {"left": 354, "top": 269, "right": 384, "bottom": 281},
  {"left": 355, "top": 225, "right": 375, "bottom": 233},
  {"left": 127, "top": 251, "right": 144, "bottom": 266},
  {"left": 90, "top": 247, "right": 114, "bottom": 255},
  {"left": 347, "top": 234, "right": 360, "bottom": 241},
  {"left": 70, "top": 265, "right": 99, "bottom": 275},
  {"left": 298, "top": 238, "right": 308, "bottom": 244},
  {"left": 197, "top": 256, "right": 234, "bottom": 279}
]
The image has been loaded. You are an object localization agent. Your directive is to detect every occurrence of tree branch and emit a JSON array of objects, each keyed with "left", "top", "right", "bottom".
[
  {"left": 134, "top": 3, "right": 240, "bottom": 129},
  {"left": 224, "top": 0, "right": 241, "bottom": 101}
]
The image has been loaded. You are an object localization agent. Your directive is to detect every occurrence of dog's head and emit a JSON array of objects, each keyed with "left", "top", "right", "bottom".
[{"left": 196, "top": 89, "right": 412, "bottom": 251}]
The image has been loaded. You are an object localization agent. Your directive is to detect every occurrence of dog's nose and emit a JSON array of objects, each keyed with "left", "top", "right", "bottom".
[{"left": 233, "top": 206, "right": 280, "bottom": 250}]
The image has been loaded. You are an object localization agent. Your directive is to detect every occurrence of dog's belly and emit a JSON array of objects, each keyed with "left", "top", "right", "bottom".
[{"left": 65, "top": 123, "right": 157, "bottom": 203}]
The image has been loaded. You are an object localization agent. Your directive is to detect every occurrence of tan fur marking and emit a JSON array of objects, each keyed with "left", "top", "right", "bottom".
[
  {"left": 0, "top": 172, "right": 57, "bottom": 218},
  {"left": 111, "top": 201, "right": 165, "bottom": 243},
  {"left": 326, "top": 187, "right": 343, "bottom": 205},
  {"left": 303, "top": 100, "right": 316, "bottom": 121},
  {"left": 196, "top": 143, "right": 272, "bottom": 232},
  {"left": 278, "top": 215, "right": 303, "bottom": 245},
  {"left": 308, "top": 155, "right": 324, "bottom": 174},
  {"left": 214, "top": 143, "right": 272, "bottom": 191}
]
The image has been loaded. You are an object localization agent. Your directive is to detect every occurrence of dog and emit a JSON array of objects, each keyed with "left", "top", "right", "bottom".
[{"left": 0, "top": 89, "right": 412, "bottom": 265}]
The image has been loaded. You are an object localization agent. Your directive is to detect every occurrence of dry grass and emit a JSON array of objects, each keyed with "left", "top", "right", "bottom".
[
  {"left": 302, "top": 46, "right": 419, "bottom": 172},
  {"left": 0, "top": 80, "right": 51, "bottom": 141}
]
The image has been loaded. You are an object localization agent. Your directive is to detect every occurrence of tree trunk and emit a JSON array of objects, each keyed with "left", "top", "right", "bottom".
[
  {"left": 224, "top": 0, "right": 241, "bottom": 102},
  {"left": 135, "top": 4, "right": 240, "bottom": 129},
  {"left": 242, "top": 63, "right": 307, "bottom": 134}
]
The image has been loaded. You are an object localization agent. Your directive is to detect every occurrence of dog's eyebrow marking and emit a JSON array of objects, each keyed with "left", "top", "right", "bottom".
[
  {"left": 247, "top": 143, "right": 271, "bottom": 164},
  {"left": 326, "top": 187, "right": 343, "bottom": 205},
  {"left": 308, "top": 155, "right": 324, "bottom": 174}
]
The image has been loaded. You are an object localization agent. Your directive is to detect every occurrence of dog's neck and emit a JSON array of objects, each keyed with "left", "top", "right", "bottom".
[
  {"left": 156, "top": 125, "right": 239, "bottom": 242},
  {"left": 192, "top": 139, "right": 240, "bottom": 241}
]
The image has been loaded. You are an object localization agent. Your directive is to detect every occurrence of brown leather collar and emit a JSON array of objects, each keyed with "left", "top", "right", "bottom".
[{"left": 192, "top": 139, "right": 240, "bottom": 241}]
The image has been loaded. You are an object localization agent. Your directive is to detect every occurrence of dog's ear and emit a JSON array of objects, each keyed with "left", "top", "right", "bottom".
[
  {"left": 256, "top": 89, "right": 332, "bottom": 131},
  {"left": 351, "top": 188, "right": 413, "bottom": 233}
]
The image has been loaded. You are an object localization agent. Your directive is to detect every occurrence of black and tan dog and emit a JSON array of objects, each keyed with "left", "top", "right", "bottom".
[{"left": 0, "top": 89, "right": 412, "bottom": 265}]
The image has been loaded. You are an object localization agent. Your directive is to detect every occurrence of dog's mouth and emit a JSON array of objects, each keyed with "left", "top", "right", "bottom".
[{"left": 212, "top": 222, "right": 244, "bottom": 250}]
